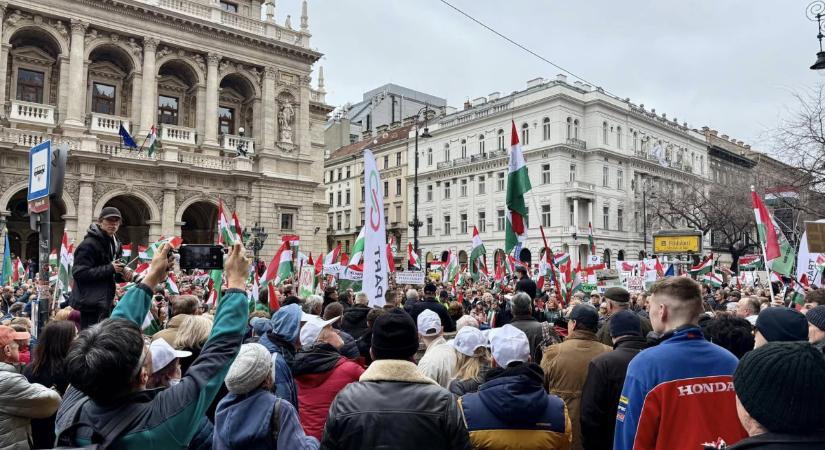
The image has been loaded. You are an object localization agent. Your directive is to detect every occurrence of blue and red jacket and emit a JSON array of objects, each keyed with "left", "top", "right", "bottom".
[{"left": 613, "top": 326, "right": 748, "bottom": 450}]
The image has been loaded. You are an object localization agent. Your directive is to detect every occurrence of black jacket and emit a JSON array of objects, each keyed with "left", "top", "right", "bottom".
[
  {"left": 728, "top": 431, "right": 825, "bottom": 449},
  {"left": 321, "top": 359, "right": 470, "bottom": 450},
  {"left": 595, "top": 311, "right": 653, "bottom": 346},
  {"left": 409, "top": 298, "right": 455, "bottom": 332},
  {"left": 70, "top": 224, "right": 123, "bottom": 310},
  {"left": 509, "top": 315, "right": 546, "bottom": 364},
  {"left": 340, "top": 304, "right": 370, "bottom": 339},
  {"left": 580, "top": 335, "right": 647, "bottom": 450},
  {"left": 516, "top": 276, "right": 538, "bottom": 299}
]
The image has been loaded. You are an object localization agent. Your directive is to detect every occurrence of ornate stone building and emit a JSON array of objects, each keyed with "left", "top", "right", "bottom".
[{"left": 0, "top": 0, "right": 332, "bottom": 261}]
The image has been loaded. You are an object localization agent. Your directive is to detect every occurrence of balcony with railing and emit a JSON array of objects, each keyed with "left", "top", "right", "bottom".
[
  {"left": 161, "top": 124, "right": 197, "bottom": 146},
  {"left": 89, "top": 113, "right": 130, "bottom": 135},
  {"left": 220, "top": 134, "right": 254, "bottom": 154},
  {"left": 435, "top": 149, "right": 507, "bottom": 170},
  {"left": 9, "top": 100, "right": 55, "bottom": 125},
  {"left": 177, "top": 150, "right": 240, "bottom": 171},
  {"left": 566, "top": 138, "right": 587, "bottom": 150},
  {"left": 98, "top": 141, "right": 160, "bottom": 160}
]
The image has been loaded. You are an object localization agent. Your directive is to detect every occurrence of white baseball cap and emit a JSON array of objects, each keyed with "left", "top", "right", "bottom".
[
  {"left": 150, "top": 338, "right": 191, "bottom": 373},
  {"left": 300, "top": 315, "right": 340, "bottom": 348},
  {"left": 417, "top": 309, "right": 442, "bottom": 336},
  {"left": 489, "top": 324, "right": 530, "bottom": 367},
  {"left": 451, "top": 326, "right": 489, "bottom": 357}
]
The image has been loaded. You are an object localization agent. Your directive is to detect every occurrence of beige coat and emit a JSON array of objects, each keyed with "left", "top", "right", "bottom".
[
  {"left": 416, "top": 336, "right": 457, "bottom": 388},
  {"left": 541, "top": 330, "right": 611, "bottom": 450},
  {"left": 0, "top": 362, "right": 61, "bottom": 450},
  {"left": 151, "top": 314, "right": 189, "bottom": 345}
]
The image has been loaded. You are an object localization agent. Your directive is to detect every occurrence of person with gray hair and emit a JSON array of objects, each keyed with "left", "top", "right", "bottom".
[
  {"left": 456, "top": 315, "right": 480, "bottom": 331},
  {"left": 403, "top": 288, "right": 419, "bottom": 314},
  {"left": 303, "top": 295, "right": 323, "bottom": 316},
  {"left": 508, "top": 292, "right": 547, "bottom": 363},
  {"left": 355, "top": 292, "right": 369, "bottom": 306}
]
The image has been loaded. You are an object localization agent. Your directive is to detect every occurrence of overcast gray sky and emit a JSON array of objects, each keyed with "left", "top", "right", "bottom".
[{"left": 296, "top": 1, "right": 821, "bottom": 151}]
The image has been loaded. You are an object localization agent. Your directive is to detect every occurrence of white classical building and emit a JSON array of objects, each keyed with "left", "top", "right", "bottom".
[
  {"left": 412, "top": 75, "right": 711, "bottom": 269},
  {"left": 0, "top": 0, "right": 332, "bottom": 262}
]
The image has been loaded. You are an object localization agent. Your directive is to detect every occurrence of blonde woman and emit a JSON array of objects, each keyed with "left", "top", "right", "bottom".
[
  {"left": 174, "top": 315, "right": 213, "bottom": 376},
  {"left": 448, "top": 326, "right": 491, "bottom": 396}
]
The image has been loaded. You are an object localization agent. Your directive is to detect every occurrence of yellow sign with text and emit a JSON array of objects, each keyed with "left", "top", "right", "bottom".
[{"left": 653, "top": 235, "right": 701, "bottom": 254}]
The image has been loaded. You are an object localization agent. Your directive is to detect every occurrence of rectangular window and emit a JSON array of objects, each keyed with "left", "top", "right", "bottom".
[
  {"left": 617, "top": 208, "right": 624, "bottom": 231},
  {"left": 542, "top": 164, "right": 551, "bottom": 184},
  {"left": 336, "top": 213, "right": 342, "bottom": 231},
  {"left": 444, "top": 182, "right": 451, "bottom": 199},
  {"left": 396, "top": 179, "right": 402, "bottom": 196},
  {"left": 395, "top": 205, "right": 401, "bottom": 223},
  {"left": 478, "top": 175, "right": 486, "bottom": 195},
  {"left": 281, "top": 212, "right": 294, "bottom": 230},
  {"left": 218, "top": 106, "right": 234, "bottom": 135},
  {"left": 478, "top": 211, "right": 486, "bottom": 233},
  {"left": 460, "top": 179, "right": 467, "bottom": 197},
  {"left": 345, "top": 212, "right": 351, "bottom": 229},
  {"left": 336, "top": 191, "right": 342, "bottom": 206},
  {"left": 383, "top": 181, "right": 389, "bottom": 198},
  {"left": 426, "top": 217, "right": 433, "bottom": 236},
  {"left": 569, "top": 204, "right": 574, "bottom": 226},
  {"left": 479, "top": 139, "right": 486, "bottom": 155},
  {"left": 383, "top": 155, "right": 389, "bottom": 169},
  {"left": 603, "top": 166, "right": 609, "bottom": 187},
  {"left": 443, "top": 215, "right": 451, "bottom": 235},
  {"left": 157, "top": 95, "right": 179, "bottom": 125},
  {"left": 360, "top": 186, "right": 365, "bottom": 203},
  {"left": 16, "top": 68, "right": 45, "bottom": 103},
  {"left": 427, "top": 148, "right": 433, "bottom": 166},
  {"left": 328, "top": 192, "right": 333, "bottom": 205},
  {"left": 396, "top": 152, "right": 402, "bottom": 166},
  {"left": 426, "top": 185, "right": 433, "bottom": 202},
  {"left": 219, "top": 0, "right": 238, "bottom": 12},
  {"left": 603, "top": 206, "right": 610, "bottom": 229},
  {"left": 497, "top": 172, "right": 505, "bottom": 191},
  {"left": 328, "top": 213, "right": 333, "bottom": 229},
  {"left": 337, "top": 168, "right": 342, "bottom": 181},
  {"left": 345, "top": 166, "right": 351, "bottom": 178},
  {"left": 385, "top": 208, "right": 389, "bottom": 226},
  {"left": 569, "top": 164, "right": 576, "bottom": 182},
  {"left": 497, "top": 209, "right": 505, "bottom": 231},
  {"left": 460, "top": 213, "right": 468, "bottom": 234},
  {"left": 344, "top": 240, "right": 350, "bottom": 253},
  {"left": 345, "top": 190, "right": 351, "bottom": 205},
  {"left": 92, "top": 82, "right": 116, "bottom": 115},
  {"left": 617, "top": 169, "right": 624, "bottom": 190},
  {"left": 541, "top": 204, "right": 551, "bottom": 227}
]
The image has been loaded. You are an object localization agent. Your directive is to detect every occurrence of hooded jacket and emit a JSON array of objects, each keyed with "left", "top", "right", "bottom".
[
  {"left": 213, "top": 388, "right": 318, "bottom": 450},
  {"left": 459, "top": 363, "right": 572, "bottom": 450},
  {"left": 727, "top": 430, "right": 825, "bottom": 450},
  {"left": 613, "top": 326, "right": 748, "bottom": 450},
  {"left": 340, "top": 304, "right": 370, "bottom": 339},
  {"left": 55, "top": 284, "right": 248, "bottom": 450},
  {"left": 0, "top": 362, "right": 61, "bottom": 450},
  {"left": 579, "top": 335, "right": 647, "bottom": 450},
  {"left": 321, "top": 359, "right": 471, "bottom": 450},
  {"left": 292, "top": 344, "right": 364, "bottom": 440},
  {"left": 259, "top": 304, "right": 302, "bottom": 410},
  {"left": 70, "top": 224, "right": 123, "bottom": 310}
]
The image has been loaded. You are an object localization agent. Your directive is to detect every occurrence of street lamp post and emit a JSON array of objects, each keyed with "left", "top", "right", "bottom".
[
  {"left": 410, "top": 105, "right": 432, "bottom": 262},
  {"left": 808, "top": 1, "right": 825, "bottom": 69},
  {"left": 244, "top": 223, "right": 267, "bottom": 274}
]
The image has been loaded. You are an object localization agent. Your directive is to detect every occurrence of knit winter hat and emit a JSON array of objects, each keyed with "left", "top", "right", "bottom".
[
  {"left": 610, "top": 310, "right": 642, "bottom": 338},
  {"left": 371, "top": 309, "right": 419, "bottom": 360},
  {"left": 225, "top": 343, "right": 272, "bottom": 395},
  {"left": 806, "top": 305, "right": 825, "bottom": 332},
  {"left": 734, "top": 341, "right": 825, "bottom": 433},
  {"left": 754, "top": 307, "right": 808, "bottom": 343}
]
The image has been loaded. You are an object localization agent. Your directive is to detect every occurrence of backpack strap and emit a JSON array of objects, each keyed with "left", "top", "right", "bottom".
[
  {"left": 55, "top": 400, "right": 143, "bottom": 450},
  {"left": 270, "top": 399, "right": 282, "bottom": 444}
]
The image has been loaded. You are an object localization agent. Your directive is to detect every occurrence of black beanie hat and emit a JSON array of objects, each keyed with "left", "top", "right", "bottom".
[
  {"left": 734, "top": 341, "right": 825, "bottom": 434},
  {"left": 610, "top": 310, "right": 642, "bottom": 338},
  {"left": 371, "top": 310, "right": 419, "bottom": 360},
  {"left": 754, "top": 307, "right": 808, "bottom": 343},
  {"left": 806, "top": 305, "right": 825, "bottom": 332}
]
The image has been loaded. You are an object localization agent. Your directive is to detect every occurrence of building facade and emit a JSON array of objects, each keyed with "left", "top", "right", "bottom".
[
  {"left": 412, "top": 75, "right": 711, "bottom": 269},
  {"left": 0, "top": 0, "right": 332, "bottom": 262}
]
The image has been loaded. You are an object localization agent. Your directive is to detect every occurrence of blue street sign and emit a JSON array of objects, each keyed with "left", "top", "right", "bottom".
[{"left": 28, "top": 140, "right": 51, "bottom": 202}]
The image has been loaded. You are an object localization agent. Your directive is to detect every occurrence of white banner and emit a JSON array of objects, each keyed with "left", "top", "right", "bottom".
[
  {"left": 797, "top": 220, "right": 825, "bottom": 287},
  {"left": 323, "top": 263, "right": 342, "bottom": 276},
  {"left": 298, "top": 266, "right": 315, "bottom": 299},
  {"left": 395, "top": 271, "right": 425, "bottom": 285},
  {"left": 340, "top": 267, "right": 363, "bottom": 281},
  {"left": 624, "top": 276, "right": 645, "bottom": 293},
  {"left": 362, "top": 150, "right": 388, "bottom": 307}
]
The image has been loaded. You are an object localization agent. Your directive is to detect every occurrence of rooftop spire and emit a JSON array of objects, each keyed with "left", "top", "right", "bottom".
[
  {"left": 318, "top": 66, "right": 325, "bottom": 91},
  {"left": 300, "top": 0, "right": 308, "bottom": 31}
]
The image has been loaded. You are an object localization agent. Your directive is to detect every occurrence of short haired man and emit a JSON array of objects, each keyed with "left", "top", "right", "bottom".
[
  {"left": 515, "top": 265, "right": 537, "bottom": 300},
  {"left": 729, "top": 342, "right": 825, "bottom": 448},
  {"left": 753, "top": 307, "right": 808, "bottom": 348},
  {"left": 614, "top": 277, "right": 747, "bottom": 450},
  {"left": 459, "top": 325, "right": 571, "bottom": 449},
  {"left": 805, "top": 305, "right": 825, "bottom": 352},
  {"left": 508, "top": 292, "right": 546, "bottom": 363},
  {"left": 416, "top": 310, "right": 458, "bottom": 387},
  {"left": 541, "top": 304, "right": 611, "bottom": 450},
  {"left": 321, "top": 310, "right": 470, "bottom": 449},
  {"left": 801, "top": 288, "right": 825, "bottom": 313},
  {"left": 403, "top": 288, "right": 419, "bottom": 313},
  {"left": 589, "top": 291, "right": 601, "bottom": 308},
  {"left": 340, "top": 292, "right": 371, "bottom": 340},
  {"left": 56, "top": 243, "right": 252, "bottom": 448},
  {"left": 595, "top": 287, "right": 653, "bottom": 346},
  {"left": 735, "top": 297, "right": 760, "bottom": 325},
  {"left": 70, "top": 206, "right": 134, "bottom": 329},
  {"left": 409, "top": 283, "right": 455, "bottom": 332}
]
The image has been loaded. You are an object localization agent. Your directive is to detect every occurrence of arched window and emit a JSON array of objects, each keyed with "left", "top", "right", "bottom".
[
  {"left": 460, "top": 139, "right": 466, "bottom": 158},
  {"left": 616, "top": 126, "right": 622, "bottom": 148},
  {"left": 573, "top": 119, "right": 580, "bottom": 139},
  {"left": 543, "top": 117, "right": 551, "bottom": 140},
  {"left": 603, "top": 122, "right": 609, "bottom": 145},
  {"left": 497, "top": 129, "right": 505, "bottom": 150},
  {"left": 426, "top": 148, "right": 432, "bottom": 166},
  {"left": 445, "top": 143, "right": 451, "bottom": 161},
  {"left": 566, "top": 117, "right": 572, "bottom": 139},
  {"left": 521, "top": 123, "right": 529, "bottom": 145},
  {"left": 478, "top": 134, "right": 485, "bottom": 155},
  {"left": 603, "top": 249, "right": 611, "bottom": 268}
]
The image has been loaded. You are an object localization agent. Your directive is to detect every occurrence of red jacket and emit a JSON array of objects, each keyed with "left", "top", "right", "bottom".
[{"left": 293, "top": 346, "right": 364, "bottom": 440}]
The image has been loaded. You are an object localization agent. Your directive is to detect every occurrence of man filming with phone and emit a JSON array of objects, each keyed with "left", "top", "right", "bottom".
[{"left": 71, "top": 207, "right": 134, "bottom": 329}]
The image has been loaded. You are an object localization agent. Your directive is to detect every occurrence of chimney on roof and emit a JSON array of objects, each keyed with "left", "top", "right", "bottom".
[
  {"left": 556, "top": 74, "right": 567, "bottom": 83},
  {"left": 376, "top": 124, "right": 389, "bottom": 134},
  {"left": 488, "top": 92, "right": 500, "bottom": 101},
  {"left": 744, "top": 144, "right": 751, "bottom": 149},
  {"left": 464, "top": 99, "right": 472, "bottom": 110},
  {"left": 362, "top": 129, "right": 372, "bottom": 140},
  {"left": 737, "top": 140, "right": 744, "bottom": 146},
  {"left": 721, "top": 134, "right": 729, "bottom": 140},
  {"left": 526, "top": 77, "right": 544, "bottom": 89},
  {"left": 472, "top": 97, "right": 486, "bottom": 107},
  {"left": 702, "top": 126, "right": 709, "bottom": 131},
  {"left": 403, "top": 116, "right": 416, "bottom": 126},
  {"left": 710, "top": 129, "right": 718, "bottom": 136},
  {"left": 573, "top": 81, "right": 584, "bottom": 89},
  {"left": 583, "top": 84, "right": 592, "bottom": 91},
  {"left": 390, "top": 121, "right": 401, "bottom": 130}
]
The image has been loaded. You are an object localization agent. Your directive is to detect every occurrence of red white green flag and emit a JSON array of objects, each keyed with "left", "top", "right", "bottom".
[
  {"left": 166, "top": 271, "right": 180, "bottom": 295},
  {"left": 689, "top": 254, "right": 714, "bottom": 276},
  {"left": 751, "top": 187, "right": 795, "bottom": 276},
  {"left": 408, "top": 243, "right": 420, "bottom": 270},
  {"left": 218, "top": 200, "right": 236, "bottom": 246},
  {"left": 470, "top": 226, "right": 487, "bottom": 280},
  {"left": 324, "top": 243, "right": 341, "bottom": 266},
  {"left": 262, "top": 240, "right": 293, "bottom": 286},
  {"left": 588, "top": 222, "right": 596, "bottom": 255},
  {"left": 504, "top": 120, "right": 532, "bottom": 253}
]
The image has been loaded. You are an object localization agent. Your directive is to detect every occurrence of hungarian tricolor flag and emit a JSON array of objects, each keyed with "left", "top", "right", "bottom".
[
  {"left": 703, "top": 271, "right": 724, "bottom": 288},
  {"left": 386, "top": 239, "right": 396, "bottom": 274},
  {"left": 268, "top": 282, "right": 280, "bottom": 312},
  {"left": 588, "top": 222, "right": 596, "bottom": 255},
  {"left": 146, "top": 236, "right": 183, "bottom": 259},
  {"left": 138, "top": 245, "right": 149, "bottom": 261},
  {"left": 218, "top": 200, "right": 237, "bottom": 246},
  {"left": 121, "top": 243, "right": 132, "bottom": 259},
  {"left": 55, "top": 231, "right": 73, "bottom": 300},
  {"left": 145, "top": 125, "right": 158, "bottom": 157},
  {"left": 689, "top": 254, "right": 714, "bottom": 277},
  {"left": 231, "top": 211, "right": 243, "bottom": 244},
  {"left": 445, "top": 250, "right": 460, "bottom": 284},
  {"left": 324, "top": 243, "right": 341, "bottom": 266},
  {"left": 348, "top": 227, "right": 365, "bottom": 268},
  {"left": 751, "top": 187, "right": 795, "bottom": 276},
  {"left": 262, "top": 240, "right": 293, "bottom": 286},
  {"left": 739, "top": 254, "right": 763, "bottom": 271},
  {"left": 790, "top": 274, "right": 809, "bottom": 307},
  {"left": 166, "top": 271, "right": 180, "bottom": 295},
  {"left": 249, "top": 271, "right": 260, "bottom": 308},
  {"left": 504, "top": 120, "right": 532, "bottom": 253},
  {"left": 408, "top": 243, "right": 421, "bottom": 270},
  {"left": 470, "top": 226, "right": 487, "bottom": 281}
]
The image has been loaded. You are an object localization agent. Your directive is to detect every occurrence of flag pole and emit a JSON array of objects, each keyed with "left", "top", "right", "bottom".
[{"left": 752, "top": 185, "right": 777, "bottom": 305}]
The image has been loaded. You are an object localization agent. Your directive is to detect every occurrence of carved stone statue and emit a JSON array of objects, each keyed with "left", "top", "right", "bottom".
[{"left": 278, "top": 100, "right": 294, "bottom": 144}]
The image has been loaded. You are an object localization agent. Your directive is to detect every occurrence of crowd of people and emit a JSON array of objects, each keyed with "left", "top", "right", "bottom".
[{"left": 1, "top": 206, "right": 825, "bottom": 449}]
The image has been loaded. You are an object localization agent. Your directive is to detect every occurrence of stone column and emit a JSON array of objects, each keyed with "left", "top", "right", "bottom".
[
  {"left": 0, "top": 3, "right": 8, "bottom": 112},
  {"left": 587, "top": 200, "right": 593, "bottom": 227},
  {"left": 572, "top": 198, "right": 579, "bottom": 229},
  {"left": 56, "top": 56, "right": 69, "bottom": 120},
  {"left": 262, "top": 66, "right": 276, "bottom": 150},
  {"left": 129, "top": 71, "right": 142, "bottom": 131},
  {"left": 63, "top": 20, "right": 88, "bottom": 128},
  {"left": 203, "top": 53, "right": 220, "bottom": 146},
  {"left": 76, "top": 181, "right": 94, "bottom": 243},
  {"left": 161, "top": 189, "right": 176, "bottom": 236},
  {"left": 139, "top": 38, "right": 158, "bottom": 136}
]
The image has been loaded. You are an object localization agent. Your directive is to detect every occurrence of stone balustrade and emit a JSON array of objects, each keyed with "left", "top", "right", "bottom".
[
  {"left": 9, "top": 100, "right": 55, "bottom": 125},
  {"left": 221, "top": 134, "right": 255, "bottom": 154},
  {"left": 89, "top": 113, "right": 130, "bottom": 135},
  {"left": 99, "top": 141, "right": 159, "bottom": 160},
  {"left": 177, "top": 150, "right": 237, "bottom": 170},
  {"left": 161, "top": 124, "right": 197, "bottom": 146}
]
